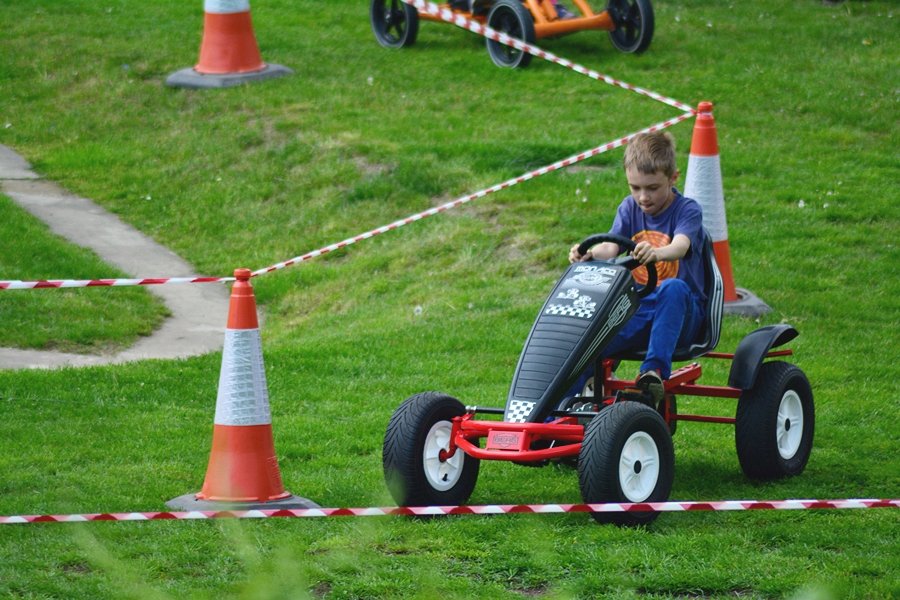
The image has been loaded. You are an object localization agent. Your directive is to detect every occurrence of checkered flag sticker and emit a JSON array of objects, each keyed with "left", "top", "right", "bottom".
[
  {"left": 545, "top": 303, "right": 595, "bottom": 319},
  {"left": 545, "top": 289, "right": 596, "bottom": 320},
  {"left": 506, "top": 400, "right": 536, "bottom": 423}
]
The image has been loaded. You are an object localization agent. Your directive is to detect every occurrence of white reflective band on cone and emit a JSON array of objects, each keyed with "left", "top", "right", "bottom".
[
  {"left": 684, "top": 154, "right": 728, "bottom": 242},
  {"left": 214, "top": 329, "right": 271, "bottom": 425},
  {"left": 204, "top": 0, "right": 251, "bottom": 14}
]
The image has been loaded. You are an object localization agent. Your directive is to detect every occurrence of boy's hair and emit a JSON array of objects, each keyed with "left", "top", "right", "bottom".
[{"left": 623, "top": 131, "right": 677, "bottom": 178}]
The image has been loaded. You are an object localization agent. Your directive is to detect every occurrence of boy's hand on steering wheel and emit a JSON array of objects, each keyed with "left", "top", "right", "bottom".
[
  {"left": 569, "top": 243, "right": 589, "bottom": 264},
  {"left": 631, "top": 241, "right": 659, "bottom": 265}
]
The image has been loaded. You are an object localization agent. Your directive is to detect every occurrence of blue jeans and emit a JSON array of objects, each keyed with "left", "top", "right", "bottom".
[{"left": 568, "top": 279, "right": 703, "bottom": 395}]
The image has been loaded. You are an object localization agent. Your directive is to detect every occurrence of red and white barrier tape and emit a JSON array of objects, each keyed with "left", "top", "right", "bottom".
[
  {"left": 1, "top": 3, "right": 695, "bottom": 290},
  {"left": 0, "top": 276, "right": 232, "bottom": 291},
  {"left": 251, "top": 113, "right": 692, "bottom": 277},
  {"left": 1, "top": 499, "right": 896, "bottom": 525},
  {"left": 251, "top": 2, "right": 697, "bottom": 276},
  {"left": 407, "top": 0, "right": 694, "bottom": 113}
]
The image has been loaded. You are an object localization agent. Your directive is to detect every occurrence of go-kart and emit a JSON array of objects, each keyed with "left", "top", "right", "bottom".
[
  {"left": 383, "top": 232, "right": 815, "bottom": 525},
  {"left": 371, "top": 0, "right": 654, "bottom": 68}
]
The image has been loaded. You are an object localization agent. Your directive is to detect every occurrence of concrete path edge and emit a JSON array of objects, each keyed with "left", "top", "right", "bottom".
[{"left": 0, "top": 144, "right": 230, "bottom": 370}]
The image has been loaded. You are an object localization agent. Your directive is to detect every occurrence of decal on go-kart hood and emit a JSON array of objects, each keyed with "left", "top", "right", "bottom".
[{"left": 543, "top": 265, "right": 618, "bottom": 320}]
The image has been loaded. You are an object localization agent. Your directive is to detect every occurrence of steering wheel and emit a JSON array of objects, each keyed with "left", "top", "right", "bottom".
[{"left": 577, "top": 233, "right": 658, "bottom": 298}]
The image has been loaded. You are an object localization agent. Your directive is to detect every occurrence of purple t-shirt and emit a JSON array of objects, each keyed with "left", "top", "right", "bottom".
[{"left": 609, "top": 188, "right": 706, "bottom": 303}]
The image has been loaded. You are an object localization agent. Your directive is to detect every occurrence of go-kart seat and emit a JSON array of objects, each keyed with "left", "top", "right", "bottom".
[{"left": 614, "top": 229, "right": 725, "bottom": 363}]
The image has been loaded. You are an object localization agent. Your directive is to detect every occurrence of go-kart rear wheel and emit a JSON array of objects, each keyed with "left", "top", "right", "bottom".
[
  {"left": 486, "top": 0, "right": 535, "bottom": 69},
  {"left": 735, "top": 362, "right": 814, "bottom": 480},
  {"left": 371, "top": 0, "right": 419, "bottom": 49},
  {"left": 383, "top": 392, "right": 480, "bottom": 506},
  {"left": 606, "top": 0, "right": 654, "bottom": 54},
  {"left": 578, "top": 401, "right": 674, "bottom": 526}
]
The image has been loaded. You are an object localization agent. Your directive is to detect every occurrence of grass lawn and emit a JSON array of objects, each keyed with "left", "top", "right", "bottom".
[
  {"left": 0, "top": 0, "right": 898, "bottom": 598},
  {"left": 0, "top": 193, "right": 168, "bottom": 353}
]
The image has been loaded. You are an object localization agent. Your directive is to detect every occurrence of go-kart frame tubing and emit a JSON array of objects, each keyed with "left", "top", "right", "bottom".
[
  {"left": 443, "top": 413, "right": 585, "bottom": 463},
  {"left": 523, "top": 0, "right": 615, "bottom": 38},
  {"left": 600, "top": 349, "right": 795, "bottom": 426},
  {"left": 418, "top": 1, "right": 616, "bottom": 39},
  {"left": 441, "top": 345, "right": 799, "bottom": 465}
]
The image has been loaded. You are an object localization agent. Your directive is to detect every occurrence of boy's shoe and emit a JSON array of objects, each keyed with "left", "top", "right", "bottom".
[
  {"left": 555, "top": 3, "right": 576, "bottom": 19},
  {"left": 636, "top": 369, "right": 664, "bottom": 404}
]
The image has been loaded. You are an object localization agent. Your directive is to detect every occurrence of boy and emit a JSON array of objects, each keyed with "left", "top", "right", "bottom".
[{"left": 568, "top": 131, "right": 706, "bottom": 402}]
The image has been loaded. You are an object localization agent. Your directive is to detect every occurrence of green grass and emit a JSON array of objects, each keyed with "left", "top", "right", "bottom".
[
  {"left": 0, "top": 193, "right": 168, "bottom": 352},
  {"left": 0, "top": 0, "right": 898, "bottom": 598}
]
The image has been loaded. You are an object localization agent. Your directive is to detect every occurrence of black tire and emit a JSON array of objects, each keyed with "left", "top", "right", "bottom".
[
  {"left": 371, "top": 0, "right": 419, "bottom": 49},
  {"left": 735, "top": 362, "right": 814, "bottom": 480},
  {"left": 486, "top": 0, "right": 535, "bottom": 69},
  {"left": 383, "top": 392, "right": 480, "bottom": 506},
  {"left": 606, "top": 0, "right": 654, "bottom": 53},
  {"left": 578, "top": 401, "right": 674, "bottom": 526}
]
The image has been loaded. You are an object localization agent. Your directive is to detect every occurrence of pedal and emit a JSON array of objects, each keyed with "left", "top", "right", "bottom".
[{"left": 614, "top": 388, "right": 654, "bottom": 406}]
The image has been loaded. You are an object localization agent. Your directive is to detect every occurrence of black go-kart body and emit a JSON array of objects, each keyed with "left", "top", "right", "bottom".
[
  {"left": 505, "top": 259, "right": 642, "bottom": 425},
  {"left": 383, "top": 233, "right": 815, "bottom": 525}
]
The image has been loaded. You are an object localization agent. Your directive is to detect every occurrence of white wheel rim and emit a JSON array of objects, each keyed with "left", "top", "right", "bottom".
[
  {"left": 777, "top": 390, "right": 804, "bottom": 460},
  {"left": 582, "top": 376, "right": 595, "bottom": 398},
  {"left": 423, "top": 420, "right": 462, "bottom": 491},
  {"left": 618, "top": 431, "right": 660, "bottom": 502}
]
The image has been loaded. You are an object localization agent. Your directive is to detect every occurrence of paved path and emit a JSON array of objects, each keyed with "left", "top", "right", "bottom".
[{"left": 0, "top": 144, "right": 230, "bottom": 369}]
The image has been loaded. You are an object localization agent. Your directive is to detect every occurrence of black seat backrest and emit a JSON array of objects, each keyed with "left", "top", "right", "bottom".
[{"left": 614, "top": 229, "right": 724, "bottom": 362}]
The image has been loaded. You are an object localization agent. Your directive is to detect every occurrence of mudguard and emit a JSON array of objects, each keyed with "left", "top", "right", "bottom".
[
  {"left": 504, "top": 261, "right": 639, "bottom": 423},
  {"left": 728, "top": 324, "right": 799, "bottom": 390}
]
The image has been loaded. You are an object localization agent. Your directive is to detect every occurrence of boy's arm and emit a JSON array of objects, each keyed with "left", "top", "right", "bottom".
[
  {"left": 569, "top": 241, "right": 619, "bottom": 263},
  {"left": 632, "top": 233, "right": 691, "bottom": 265}
]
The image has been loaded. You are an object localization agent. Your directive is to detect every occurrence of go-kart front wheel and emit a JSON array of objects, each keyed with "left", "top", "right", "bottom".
[
  {"left": 383, "top": 392, "right": 480, "bottom": 506},
  {"left": 735, "top": 362, "right": 814, "bottom": 480},
  {"left": 371, "top": 0, "right": 419, "bottom": 49},
  {"left": 486, "top": 0, "right": 536, "bottom": 69},
  {"left": 578, "top": 401, "right": 674, "bottom": 526},
  {"left": 606, "top": 0, "right": 654, "bottom": 53}
]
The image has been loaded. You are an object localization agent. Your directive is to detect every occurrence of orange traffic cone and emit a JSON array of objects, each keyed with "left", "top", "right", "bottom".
[
  {"left": 167, "top": 269, "right": 317, "bottom": 510},
  {"left": 684, "top": 102, "right": 770, "bottom": 317},
  {"left": 166, "top": 1, "right": 292, "bottom": 89}
]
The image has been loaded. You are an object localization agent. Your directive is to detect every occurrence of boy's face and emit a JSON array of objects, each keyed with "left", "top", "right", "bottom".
[{"left": 625, "top": 167, "right": 677, "bottom": 217}]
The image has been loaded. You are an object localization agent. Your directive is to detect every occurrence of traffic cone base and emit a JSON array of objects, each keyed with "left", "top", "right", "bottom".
[
  {"left": 723, "top": 288, "right": 772, "bottom": 318},
  {"left": 167, "top": 269, "right": 318, "bottom": 511},
  {"left": 166, "top": 63, "right": 292, "bottom": 90},
  {"left": 166, "top": 492, "right": 320, "bottom": 512},
  {"left": 712, "top": 236, "right": 770, "bottom": 317}
]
